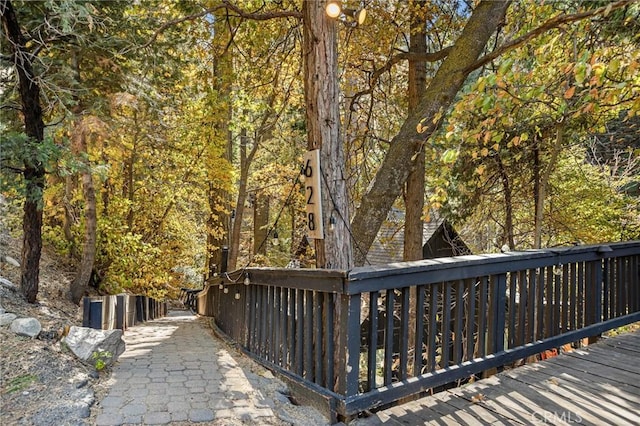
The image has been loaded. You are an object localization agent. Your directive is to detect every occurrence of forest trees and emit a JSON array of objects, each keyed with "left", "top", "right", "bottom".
[{"left": 2, "top": 0, "right": 638, "bottom": 303}]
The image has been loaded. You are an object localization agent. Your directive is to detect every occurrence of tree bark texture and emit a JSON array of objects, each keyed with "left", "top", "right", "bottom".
[
  {"left": 253, "top": 192, "right": 269, "bottom": 256},
  {"left": 2, "top": 0, "right": 46, "bottom": 303},
  {"left": 70, "top": 118, "right": 98, "bottom": 304},
  {"left": 404, "top": 0, "right": 429, "bottom": 263},
  {"left": 351, "top": 1, "right": 511, "bottom": 266},
  {"left": 230, "top": 129, "right": 257, "bottom": 270},
  {"left": 496, "top": 155, "right": 515, "bottom": 250},
  {"left": 303, "top": 0, "right": 352, "bottom": 269}
]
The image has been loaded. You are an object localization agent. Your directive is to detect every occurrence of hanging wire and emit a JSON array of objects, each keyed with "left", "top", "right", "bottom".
[
  {"left": 222, "top": 166, "right": 303, "bottom": 284},
  {"left": 320, "top": 165, "right": 371, "bottom": 265}
]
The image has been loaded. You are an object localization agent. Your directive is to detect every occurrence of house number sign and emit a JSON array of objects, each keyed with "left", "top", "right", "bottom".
[{"left": 302, "top": 149, "right": 324, "bottom": 239}]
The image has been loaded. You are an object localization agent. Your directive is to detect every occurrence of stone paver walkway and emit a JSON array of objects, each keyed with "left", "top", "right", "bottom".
[{"left": 94, "top": 311, "right": 281, "bottom": 425}]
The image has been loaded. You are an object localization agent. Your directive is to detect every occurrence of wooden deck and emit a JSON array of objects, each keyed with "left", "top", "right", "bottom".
[{"left": 355, "top": 329, "right": 640, "bottom": 425}]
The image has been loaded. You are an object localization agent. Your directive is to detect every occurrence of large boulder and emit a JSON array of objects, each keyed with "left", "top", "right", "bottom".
[
  {"left": 63, "top": 326, "right": 125, "bottom": 367},
  {"left": 10, "top": 317, "right": 42, "bottom": 338}
]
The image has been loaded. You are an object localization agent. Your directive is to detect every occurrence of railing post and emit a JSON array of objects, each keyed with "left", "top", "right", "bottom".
[
  {"left": 82, "top": 297, "right": 91, "bottom": 327},
  {"left": 89, "top": 300, "right": 103, "bottom": 330},
  {"left": 335, "top": 292, "right": 361, "bottom": 399},
  {"left": 586, "top": 260, "right": 603, "bottom": 344},
  {"left": 116, "top": 294, "right": 126, "bottom": 330}
]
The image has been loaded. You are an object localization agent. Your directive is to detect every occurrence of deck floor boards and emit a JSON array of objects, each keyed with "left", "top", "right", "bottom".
[{"left": 354, "top": 329, "right": 640, "bottom": 426}]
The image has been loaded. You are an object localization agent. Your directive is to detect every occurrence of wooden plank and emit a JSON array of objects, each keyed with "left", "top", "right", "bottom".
[
  {"left": 501, "top": 363, "right": 640, "bottom": 407},
  {"left": 550, "top": 352, "right": 640, "bottom": 389},
  {"left": 447, "top": 375, "right": 570, "bottom": 425},
  {"left": 490, "top": 374, "right": 632, "bottom": 426},
  {"left": 432, "top": 390, "right": 519, "bottom": 425},
  {"left": 568, "top": 346, "right": 640, "bottom": 375}
]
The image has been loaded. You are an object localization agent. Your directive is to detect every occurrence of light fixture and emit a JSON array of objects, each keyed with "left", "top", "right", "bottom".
[
  {"left": 325, "top": 1, "right": 367, "bottom": 25},
  {"left": 219, "top": 282, "right": 224, "bottom": 290},
  {"left": 244, "top": 272, "right": 250, "bottom": 286},
  {"left": 272, "top": 230, "right": 279, "bottom": 246},
  {"left": 329, "top": 215, "right": 336, "bottom": 232},
  {"left": 234, "top": 290, "right": 241, "bottom": 300},
  {"left": 326, "top": 1, "right": 342, "bottom": 18},
  {"left": 223, "top": 286, "right": 229, "bottom": 294}
]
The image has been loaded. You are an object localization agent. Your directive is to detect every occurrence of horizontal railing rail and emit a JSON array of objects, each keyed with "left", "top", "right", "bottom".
[{"left": 201, "top": 241, "right": 640, "bottom": 421}]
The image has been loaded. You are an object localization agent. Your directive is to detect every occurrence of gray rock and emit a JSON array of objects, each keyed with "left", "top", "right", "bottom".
[
  {"left": 63, "top": 326, "right": 125, "bottom": 367},
  {"left": 30, "top": 388, "right": 95, "bottom": 425},
  {"left": 0, "top": 312, "right": 17, "bottom": 326},
  {"left": 0, "top": 277, "right": 17, "bottom": 290},
  {"left": 0, "top": 255, "right": 20, "bottom": 267},
  {"left": 10, "top": 317, "right": 42, "bottom": 337}
]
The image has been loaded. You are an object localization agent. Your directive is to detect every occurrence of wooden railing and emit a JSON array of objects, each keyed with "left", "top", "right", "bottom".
[
  {"left": 201, "top": 242, "right": 640, "bottom": 421},
  {"left": 82, "top": 294, "right": 167, "bottom": 331}
]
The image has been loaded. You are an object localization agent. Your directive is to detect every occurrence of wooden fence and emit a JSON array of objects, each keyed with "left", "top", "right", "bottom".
[
  {"left": 82, "top": 294, "right": 167, "bottom": 331},
  {"left": 200, "top": 242, "right": 640, "bottom": 421}
]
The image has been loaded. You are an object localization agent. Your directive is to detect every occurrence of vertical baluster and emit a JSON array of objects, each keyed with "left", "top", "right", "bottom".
[
  {"left": 478, "top": 277, "right": 488, "bottom": 357},
  {"left": 295, "top": 289, "right": 304, "bottom": 376},
  {"left": 314, "top": 292, "right": 324, "bottom": 385},
  {"left": 428, "top": 284, "right": 438, "bottom": 371},
  {"left": 304, "top": 290, "right": 314, "bottom": 380},
  {"left": 399, "top": 287, "right": 410, "bottom": 380},
  {"left": 508, "top": 272, "right": 516, "bottom": 349},
  {"left": 562, "top": 264, "right": 569, "bottom": 335},
  {"left": 517, "top": 270, "right": 527, "bottom": 345},
  {"left": 384, "top": 289, "right": 395, "bottom": 385},
  {"left": 466, "top": 279, "right": 476, "bottom": 361},
  {"left": 368, "top": 291, "right": 379, "bottom": 390},
  {"left": 569, "top": 263, "right": 577, "bottom": 331},
  {"left": 325, "top": 293, "right": 334, "bottom": 391},
  {"left": 414, "top": 285, "right": 425, "bottom": 376},
  {"left": 442, "top": 282, "right": 452, "bottom": 368},
  {"left": 454, "top": 280, "right": 464, "bottom": 364},
  {"left": 527, "top": 268, "right": 537, "bottom": 342}
]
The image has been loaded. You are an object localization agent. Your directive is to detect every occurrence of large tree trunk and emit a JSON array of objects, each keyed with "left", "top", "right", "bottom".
[
  {"left": 70, "top": 117, "right": 98, "bottom": 304},
  {"left": 351, "top": 1, "right": 511, "bottom": 266},
  {"left": 253, "top": 192, "right": 269, "bottom": 257},
  {"left": 496, "top": 155, "right": 515, "bottom": 250},
  {"left": 2, "top": 0, "right": 46, "bottom": 303},
  {"left": 229, "top": 129, "right": 257, "bottom": 270},
  {"left": 404, "top": 0, "right": 428, "bottom": 378},
  {"left": 302, "top": 0, "right": 352, "bottom": 269},
  {"left": 534, "top": 123, "right": 564, "bottom": 248},
  {"left": 404, "top": 0, "right": 428, "bottom": 263}
]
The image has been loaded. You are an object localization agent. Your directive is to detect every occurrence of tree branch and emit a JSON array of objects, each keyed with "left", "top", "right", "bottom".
[
  {"left": 350, "top": 47, "right": 452, "bottom": 109},
  {"left": 141, "top": 1, "right": 302, "bottom": 50},
  {"left": 467, "top": 0, "right": 636, "bottom": 73}
]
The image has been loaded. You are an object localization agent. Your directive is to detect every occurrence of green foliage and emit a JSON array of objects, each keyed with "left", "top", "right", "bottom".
[{"left": 91, "top": 349, "right": 112, "bottom": 372}]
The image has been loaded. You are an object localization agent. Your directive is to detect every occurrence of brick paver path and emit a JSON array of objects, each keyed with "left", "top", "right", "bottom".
[{"left": 95, "top": 311, "right": 281, "bottom": 425}]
